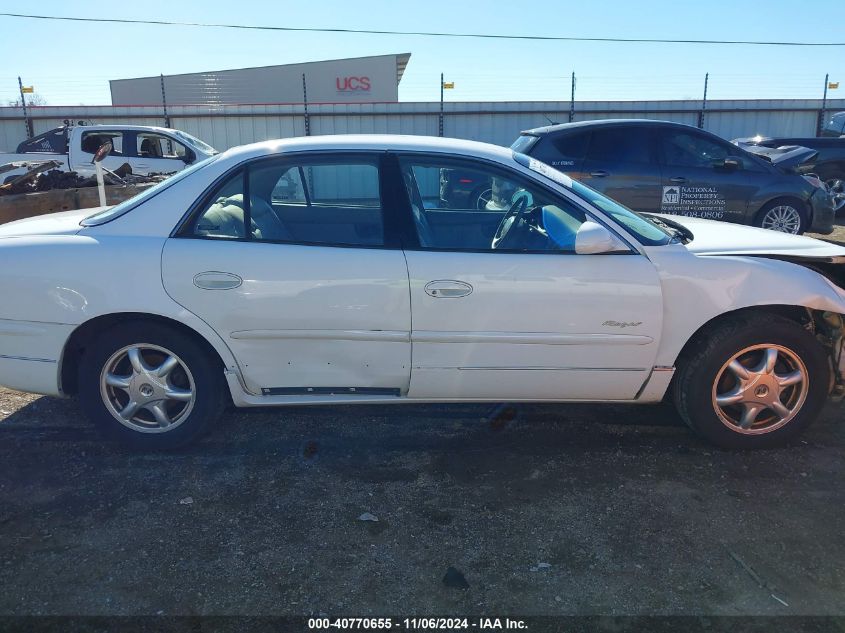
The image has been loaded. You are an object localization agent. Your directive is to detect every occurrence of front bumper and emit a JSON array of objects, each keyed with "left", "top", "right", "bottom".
[{"left": 809, "top": 188, "right": 836, "bottom": 234}]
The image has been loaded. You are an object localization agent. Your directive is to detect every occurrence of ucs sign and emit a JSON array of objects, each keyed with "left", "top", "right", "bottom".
[{"left": 336, "top": 76, "right": 371, "bottom": 92}]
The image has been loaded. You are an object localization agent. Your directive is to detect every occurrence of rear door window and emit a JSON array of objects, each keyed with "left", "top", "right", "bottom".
[
  {"left": 586, "top": 127, "right": 652, "bottom": 164},
  {"left": 545, "top": 132, "right": 590, "bottom": 170},
  {"left": 522, "top": 132, "right": 589, "bottom": 172},
  {"left": 80, "top": 131, "right": 125, "bottom": 156},
  {"left": 186, "top": 158, "right": 385, "bottom": 246},
  {"left": 249, "top": 158, "right": 384, "bottom": 246}
]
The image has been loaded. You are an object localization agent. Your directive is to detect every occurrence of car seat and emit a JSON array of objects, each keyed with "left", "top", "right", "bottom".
[{"left": 139, "top": 138, "right": 162, "bottom": 158}]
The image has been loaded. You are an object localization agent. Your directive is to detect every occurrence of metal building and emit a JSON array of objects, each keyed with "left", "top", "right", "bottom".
[{"left": 109, "top": 53, "right": 412, "bottom": 106}]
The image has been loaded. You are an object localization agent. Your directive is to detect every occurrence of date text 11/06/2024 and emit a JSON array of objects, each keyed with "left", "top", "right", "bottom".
[{"left": 307, "top": 617, "right": 529, "bottom": 629}]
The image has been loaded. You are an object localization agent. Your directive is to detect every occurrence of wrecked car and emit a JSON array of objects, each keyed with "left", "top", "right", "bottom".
[
  {"left": 734, "top": 135, "right": 845, "bottom": 215},
  {"left": 1, "top": 135, "right": 845, "bottom": 450},
  {"left": 510, "top": 120, "right": 835, "bottom": 235}
]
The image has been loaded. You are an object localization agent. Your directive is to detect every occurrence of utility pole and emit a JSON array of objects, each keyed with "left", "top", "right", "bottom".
[
  {"left": 698, "top": 72, "right": 709, "bottom": 129},
  {"left": 159, "top": 74, "right": 171, "bottom": 128},
  {"left": 439, "top": 72, "right": 444, "bottom": 137},
  {"left": 569, "top": 72, "right": 576, "bottom": 123},
  {"left": 818, "top": 73, "right": 829, "bottom": 137},
  {"left": 302, "top": 73, "right": 310, "bottom": 136},
  {"left": 18, "top": 76, "right": 33, "bottom": 139}
]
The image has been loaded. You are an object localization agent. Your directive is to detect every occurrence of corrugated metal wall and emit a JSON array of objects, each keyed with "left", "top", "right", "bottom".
[{"left": 1, "top": 99, "right": 842, "bottom": 153}]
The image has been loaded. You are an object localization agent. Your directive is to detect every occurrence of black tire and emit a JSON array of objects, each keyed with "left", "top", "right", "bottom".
[
  {"left": 753, "top": 198, "right": 808, "bottom": 235},
  {"left": 673, "top": 315, "right": 829, "bottom": 449},
  {"left": 78, "top": 321, "right": 226, "bottom": 450}
]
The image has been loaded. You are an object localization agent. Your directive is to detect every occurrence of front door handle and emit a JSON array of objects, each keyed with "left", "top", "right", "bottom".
[
  {"left": 424, "top": 280, "right": 473, "bottom": 298},
  {"left": 670, "top": 176, "right": 687, "bottom": 183},
  {"left": 590, "top": 170, "right": 609, "bottom": 178},
  {"left": 193, "top": 271, "right": 243, "bottom": 290}
]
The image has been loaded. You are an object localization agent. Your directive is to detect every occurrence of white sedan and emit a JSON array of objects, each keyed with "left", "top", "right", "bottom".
[{"left": 1, "top": 135, "right": 845, "bottom": 450}]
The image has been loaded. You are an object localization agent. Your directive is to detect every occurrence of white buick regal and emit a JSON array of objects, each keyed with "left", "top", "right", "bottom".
[{"left": 2, "top": 135, "right": 845, "bottom": 450}]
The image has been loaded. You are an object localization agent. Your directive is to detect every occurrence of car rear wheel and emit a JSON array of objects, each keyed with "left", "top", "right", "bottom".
[
  {"left": 673, "top": 315, "right": 829, "bottom": 449},
  {"left": 78, "top": 321, "right": 226, "bottom": 450},
  {"left": 755, "top": 199, "right": 806, "bottom": 235}
]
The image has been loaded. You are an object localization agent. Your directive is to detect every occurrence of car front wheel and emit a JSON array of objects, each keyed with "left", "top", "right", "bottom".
[
  {"left": 754, "top": 199, "right": 806, "bottom": 235},
  {"left": 78, "top": 321, "right": 226, "bottom": 450},
  {"left": 673, "top": 315, "right": 829, "bottom": 448}
]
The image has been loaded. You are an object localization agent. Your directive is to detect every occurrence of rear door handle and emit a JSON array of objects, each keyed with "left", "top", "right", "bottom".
[
  {"left": 670, "top": 176, "right": 687, "bottom": 183},
  {"left": 193, "top": 271, "right": 243, "bottom": 290},
  {"left": 590, "top": 170, "right": 609, "bottom": 178},
  {"left": 424, "top": 280, "right": 473, "bottom": 298}
]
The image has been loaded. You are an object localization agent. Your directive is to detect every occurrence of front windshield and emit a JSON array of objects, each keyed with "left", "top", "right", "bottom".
[
  {"left": 173, "top": 130, "right": 218, "bottom": 155},
  {"left": 81, "top": 154, "right": 220, "bottom": 226},
  {"left": 514, "top": 152, "right": 673, "bottom": 246}
]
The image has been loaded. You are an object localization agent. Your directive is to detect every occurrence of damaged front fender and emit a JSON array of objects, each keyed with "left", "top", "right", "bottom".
[{"left": 814, "top": 310, "right": 845, "bottom": 398}]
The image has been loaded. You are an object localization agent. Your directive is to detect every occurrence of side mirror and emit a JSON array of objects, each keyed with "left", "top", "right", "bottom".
[
  {"left": 719, "top": 156, "right": 742, "bottom": 170},
  {"left": 93, "top": 141, "right": 112, "bottom": 163},
  {"left": 574, "top": 221, "right": 629, "bottom": 255},
  {"left": 182, "top": 148, "right": 196, "bottom": 164}
]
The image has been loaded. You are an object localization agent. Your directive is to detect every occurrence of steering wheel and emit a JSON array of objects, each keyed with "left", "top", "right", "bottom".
[{"left": 491, "top": 196, "right": 528, "bottom": 250}]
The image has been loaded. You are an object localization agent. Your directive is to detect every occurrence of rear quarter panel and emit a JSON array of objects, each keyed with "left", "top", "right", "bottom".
[{"left": 0, "top": 234, "right": 240, "bottom": 388}]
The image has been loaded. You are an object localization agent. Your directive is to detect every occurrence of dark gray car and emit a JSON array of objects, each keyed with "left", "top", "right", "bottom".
[{"left": 510, "top": 120, "right": 834, "bottom": 235}]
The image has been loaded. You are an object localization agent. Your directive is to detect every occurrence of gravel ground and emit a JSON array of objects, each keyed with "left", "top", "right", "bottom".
[{"left": 0, "top": 387, "right": 843, "bottom": 617}]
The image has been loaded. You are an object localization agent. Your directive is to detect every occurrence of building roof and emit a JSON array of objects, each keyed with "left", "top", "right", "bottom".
[{"left": 112, "top": 53, "right": 413, "bottom": 86}]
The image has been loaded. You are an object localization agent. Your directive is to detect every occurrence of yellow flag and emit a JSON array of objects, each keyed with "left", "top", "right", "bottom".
[
  {"left": 829, "top": 82, "right": 840, "bottom": 89},
  {"left": 20, "top": 86, "right": 34, "bottom": 94},
  {"left": 442, "top": 82, "right": 455, "bottom": 89}
]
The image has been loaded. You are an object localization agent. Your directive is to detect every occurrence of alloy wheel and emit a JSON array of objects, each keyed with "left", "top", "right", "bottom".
[
  {"left": 99, "top": 344, "right": 196, "bottom": 433},
  {"left": 760, "top": 205, "right": 802, "bottom": 234},
  {"left": 711, "top": 344, "right": 808, "bottom": 435}
]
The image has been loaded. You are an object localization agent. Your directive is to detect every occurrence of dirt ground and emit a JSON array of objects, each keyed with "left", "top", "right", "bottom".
[
  {"left": 1, "top": 387, "right": 843, "bottom": 617},
  {"left": 808, "top": 216, "right": 845, "bottom": 244}
]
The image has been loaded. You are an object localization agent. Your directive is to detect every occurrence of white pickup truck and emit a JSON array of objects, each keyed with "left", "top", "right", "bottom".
[{"left": 1, "top": 124, "right": 218, "bottom": 182}]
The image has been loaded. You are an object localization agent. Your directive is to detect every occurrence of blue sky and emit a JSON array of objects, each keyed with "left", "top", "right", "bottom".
[{"left": 0, "top": 0, "right": 842, "bottom": 105}]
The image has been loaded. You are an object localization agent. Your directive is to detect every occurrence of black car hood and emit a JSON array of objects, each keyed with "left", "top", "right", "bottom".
[{"left": 741, "top": 143, "right": 819, "bottom": 171}]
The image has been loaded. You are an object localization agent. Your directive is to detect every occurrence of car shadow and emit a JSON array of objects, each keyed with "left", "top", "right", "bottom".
[{"left": 0, "top": 394, "right": 696, "bottom": 464}]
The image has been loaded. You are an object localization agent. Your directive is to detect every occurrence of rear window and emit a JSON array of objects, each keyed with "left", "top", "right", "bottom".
[
  {"left": 80, "top": 131, "right": 125, "bottom": 157},
  {"left": 510, "top": 134, "right": 539, "bottom": 154}
]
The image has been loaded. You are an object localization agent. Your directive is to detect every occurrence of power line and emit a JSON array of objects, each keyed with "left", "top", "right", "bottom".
[{"left": 1, "top": 12, "right": 845, "bottom": 46}]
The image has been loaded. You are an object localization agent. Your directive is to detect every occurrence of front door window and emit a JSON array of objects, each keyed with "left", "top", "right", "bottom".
[{"left": 400, "top": 157, "right": 587, "bottom": 253}]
